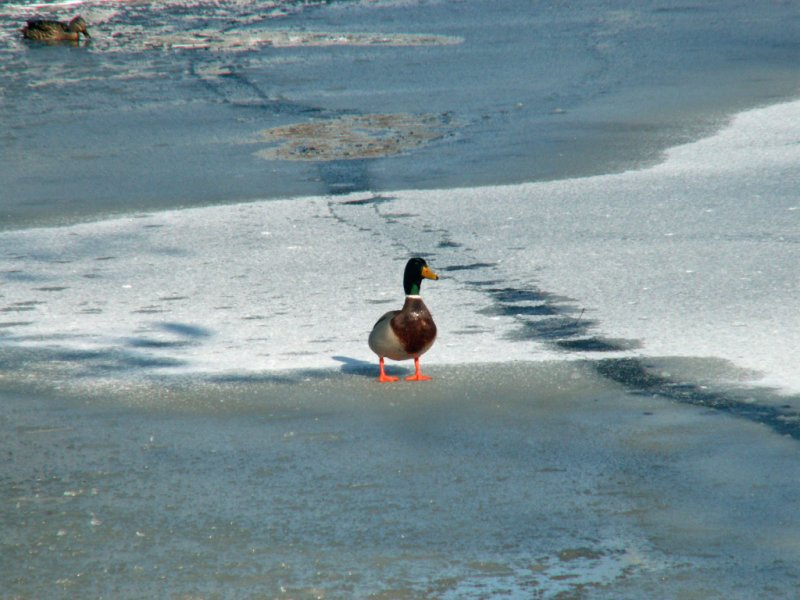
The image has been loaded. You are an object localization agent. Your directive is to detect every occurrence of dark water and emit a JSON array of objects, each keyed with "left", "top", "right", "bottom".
[{"left": 1, "top": 0, "right": 798, "bottom": 229}]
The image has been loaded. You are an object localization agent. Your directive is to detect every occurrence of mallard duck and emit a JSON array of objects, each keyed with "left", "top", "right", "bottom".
[
  {"left": 21, "top": 16, "right": 91, "bottom": 42},
  {"left": 368, "top": 257, "right": 439, "bottom": 382}
]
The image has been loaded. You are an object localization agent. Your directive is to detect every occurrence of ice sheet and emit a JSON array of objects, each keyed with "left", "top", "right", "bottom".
[
  {"left": 3, "top": 362, "right": 800, "bottom": 598},
  {"left": 0, "top": 98, "right": 798, "bottom": 394}
]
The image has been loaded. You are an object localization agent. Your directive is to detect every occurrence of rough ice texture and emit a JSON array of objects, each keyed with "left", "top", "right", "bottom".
[
  {"left": 1, "top": 99, "right": 798, "bottom": 392},
  {"left": 5, "top": 362, "right": 800, "bottom": 598}
]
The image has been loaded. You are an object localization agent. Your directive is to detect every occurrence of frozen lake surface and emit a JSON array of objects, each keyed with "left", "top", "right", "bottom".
[
  {"left": 4, "top": 362, "right": 800, "bottom": 599},
  {"left": 2, "top": 0, "right": 800, "bottom": 597},
  {"left": 2, "top": 93, "right": 799, "bottom": 599}
]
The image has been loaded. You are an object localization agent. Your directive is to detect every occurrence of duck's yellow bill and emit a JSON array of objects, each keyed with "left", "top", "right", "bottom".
[{"left": 422, "top": 266, "right": 439, "bottom": 280}]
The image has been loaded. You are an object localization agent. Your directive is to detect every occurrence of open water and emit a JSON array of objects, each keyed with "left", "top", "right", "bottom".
[{"left": 1, "top": 0, "right": 798, "bottom": 228}]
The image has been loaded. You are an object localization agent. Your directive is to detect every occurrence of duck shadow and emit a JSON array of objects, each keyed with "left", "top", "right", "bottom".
[
  {"left": 331, "top": 355, "right": 378, "bottom": 378},
  {"left": 332, "top": 355, "right": 420, "bottom": 379}
]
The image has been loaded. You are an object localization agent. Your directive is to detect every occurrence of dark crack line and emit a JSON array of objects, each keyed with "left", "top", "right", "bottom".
[
  {"left": 187, "top": 60, "right": 330, "bottom": 116},
  {"left": 595, "top": 358, "right": 800, "bottom": 440}
]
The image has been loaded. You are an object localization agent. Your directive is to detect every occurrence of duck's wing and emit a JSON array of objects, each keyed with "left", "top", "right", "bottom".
[
  {"left": 371, "top": 310, "right": 399, "bottom": 330},
  {"left": 25, "top": 20, "right": 67, "bottom": 33},
  {"left": 22, "top": 19, "right": 68, "bottom": 39}
]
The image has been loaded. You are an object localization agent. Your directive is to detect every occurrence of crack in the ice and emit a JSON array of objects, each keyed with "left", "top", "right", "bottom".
[
  {"left": 328, "top": 194, "right": 800, "bottom": 438},
  {"left": 596, "top": 358, "right": 800, "bottom": 440}
]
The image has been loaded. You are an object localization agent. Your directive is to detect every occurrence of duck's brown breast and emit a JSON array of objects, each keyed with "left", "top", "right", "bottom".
[{"left": 391, "top": 296, "right": 436, "bottom": 356}]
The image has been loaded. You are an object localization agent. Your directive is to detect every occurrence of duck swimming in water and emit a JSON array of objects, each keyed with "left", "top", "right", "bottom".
[
  {"left": 368, "top": 257, "right": 439, "bottom": 382},
  {"left": 21, "top": 16, "right": 91, "bottom": 43}
]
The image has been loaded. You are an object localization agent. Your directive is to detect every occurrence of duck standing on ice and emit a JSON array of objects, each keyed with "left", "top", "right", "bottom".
[
  {"left": 21, "top": 16, "right": 91, "bottom": 43},
  {"left": 368, "top": 257, "right": 439, "bottom": 382}
]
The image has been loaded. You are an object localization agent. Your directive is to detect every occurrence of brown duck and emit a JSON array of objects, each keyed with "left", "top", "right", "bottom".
[
  {"left": 368, "top": 257, "right": 439, "bottom": 382},
  {"left": 21, "top": 16, "right": 91, "bottom": 42}
]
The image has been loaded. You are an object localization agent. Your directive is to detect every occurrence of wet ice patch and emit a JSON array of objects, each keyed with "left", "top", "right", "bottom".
[
  {"left": 4, "top": 362, "right": 799, "bottom": 597},
  {"left": 145, "top": 29, "right": 462, "bottom": 52},
  {"left": 436, "top": 547, "right": 660, "bottom": 599}
]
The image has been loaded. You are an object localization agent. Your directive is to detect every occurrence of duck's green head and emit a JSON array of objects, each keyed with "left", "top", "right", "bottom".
[{"left": 403, "top": 257, "right": 439, "bottom": 296}]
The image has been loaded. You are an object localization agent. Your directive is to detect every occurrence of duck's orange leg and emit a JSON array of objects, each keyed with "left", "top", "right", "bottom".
[
  {"left": 405, "top": 356, "right": 432, "bottom": 381},
  {"left": 378, "top": 357, "right": 399, "bottom": 383}
]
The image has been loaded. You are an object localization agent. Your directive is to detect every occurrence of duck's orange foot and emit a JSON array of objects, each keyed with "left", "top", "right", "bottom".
[
  {"left": 405, "top": 372, "right": 432, "bottom": 382},
  {"left": 405, "top": 357, "right": 432, "bottom": 382},
  {"left": 377, "top": 357, "right": 399, "bottom": 383}
]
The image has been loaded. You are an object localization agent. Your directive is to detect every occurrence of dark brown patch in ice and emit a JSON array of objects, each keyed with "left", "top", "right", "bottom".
[{"left": 255, "top": 113, "right": 454, "bottom": 161}]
